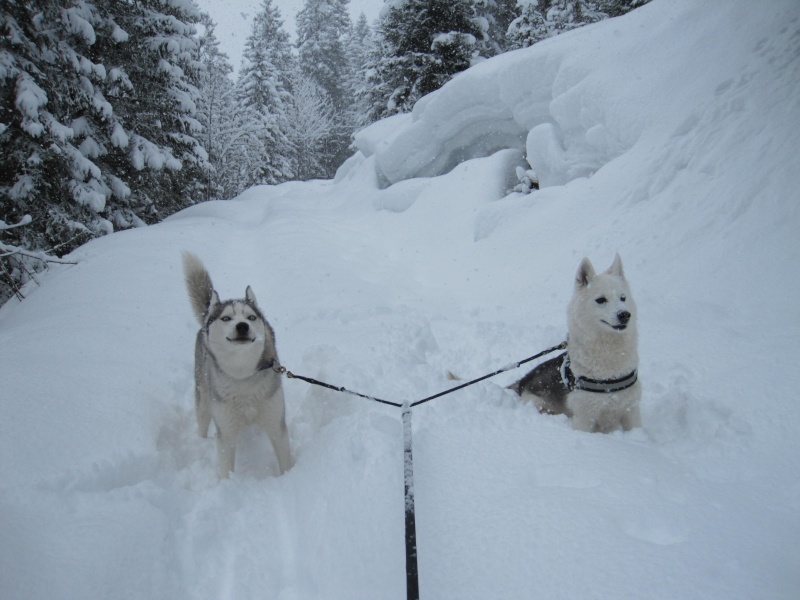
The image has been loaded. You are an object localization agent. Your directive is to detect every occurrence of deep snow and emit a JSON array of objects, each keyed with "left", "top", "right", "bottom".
[{"left": 1, "top": 1, "right": 799, "bottom": 598}]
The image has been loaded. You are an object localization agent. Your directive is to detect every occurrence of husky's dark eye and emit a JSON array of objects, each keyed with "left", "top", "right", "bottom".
[
  {"left": 221, "top": 316, "right": 232, "bottom": 322},
  {"left": 247, "top": 315, "right": 256, "bottom": 321},
  {"left": 595, "top": 297, "right": 608, "bottom": 304},
  {"left": 620, "top": 295, "right": 627, "bottom": 302}
]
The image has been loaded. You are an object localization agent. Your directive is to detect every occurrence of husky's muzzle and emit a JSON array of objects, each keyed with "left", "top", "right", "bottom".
[{"left": 227, "top": 321, "right": 256, "bottom": 343}]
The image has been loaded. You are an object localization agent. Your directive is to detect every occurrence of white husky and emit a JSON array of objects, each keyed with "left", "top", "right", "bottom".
[
  {"left": 183, "top": 253, "right": 293, "bottom": 478},
  {"left": 513, "top": 254, "right": 641, "bottom": 432}
]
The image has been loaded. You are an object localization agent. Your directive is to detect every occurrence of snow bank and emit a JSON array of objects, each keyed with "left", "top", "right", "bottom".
[
  {"left": 1, "top": 1, "right": 799, "bottom": 599},
  {"left": 357, "top": 0, "right": 791, "bottom": 189}
]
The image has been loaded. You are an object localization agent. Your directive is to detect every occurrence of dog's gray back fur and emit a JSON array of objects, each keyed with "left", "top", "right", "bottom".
[{"left": 510, "top": 354, "right": 571, "bottom": 415}]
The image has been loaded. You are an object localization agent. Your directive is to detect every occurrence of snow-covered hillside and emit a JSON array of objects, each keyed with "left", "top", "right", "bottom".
[{"left": 1, "top": 1, "right": 799, "bottom": 598}]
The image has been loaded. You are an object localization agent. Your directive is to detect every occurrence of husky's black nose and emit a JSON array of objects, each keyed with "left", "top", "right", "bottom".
[
  {"left": 617, "top": 310, "right": 631, "bottom": 324},
  {"left": 236, "top": 322, "right": 250, "bottom": 336}
]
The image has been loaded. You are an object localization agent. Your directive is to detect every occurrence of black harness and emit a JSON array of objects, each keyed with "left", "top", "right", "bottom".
[{"left": 559, "top": 352, "right": 638, "bottom": 394}]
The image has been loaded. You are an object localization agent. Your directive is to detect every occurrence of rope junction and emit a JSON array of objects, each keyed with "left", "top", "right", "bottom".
[{"left": 274, "top": 340, "right": 567, "bottom": 600}]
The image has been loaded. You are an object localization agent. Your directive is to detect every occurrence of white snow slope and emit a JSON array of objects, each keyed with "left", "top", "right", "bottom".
[{"left": 2, "top": 1, "right": 799, "bottom": 599}]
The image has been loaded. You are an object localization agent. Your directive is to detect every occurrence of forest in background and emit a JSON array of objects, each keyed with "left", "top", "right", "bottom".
[{"left": 0, "top": 0, "right": 647, "bottom": 302}]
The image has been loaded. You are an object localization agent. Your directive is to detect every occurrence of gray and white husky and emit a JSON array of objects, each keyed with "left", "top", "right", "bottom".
[
  {"left": 512, "top": 254, "right": 641, "bottom": 433},
  {"left": 183, "top": 253, "right": 293, "bottom": 478}
]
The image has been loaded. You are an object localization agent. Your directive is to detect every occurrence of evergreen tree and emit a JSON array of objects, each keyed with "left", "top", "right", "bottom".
[
  {"left": 507, "top": 0, "right": 550, "bottom": 48},
  {"left": 476, "top": 0, "right": 519, "bottom": 54},
  {"left": 194, "top": 13, "right": 235, "bottom": 200},
  {"left": 344, "top": 13, "right": 374, "bottom": 129},
  {"left": 599, "top": 0, "right": 652, "bottom": 18},
  {"left": 296, "top": 0, "right": 351, "bottom": 112},
  {"left": 358, "top": 19, "right": 393, "bottom": 127},
  {"left": 286, "top": 70, "right": 338, "bottom": 181},
  {"left": 507, "top": 1, "right": 607, "bottom": 50},
  {"left": 118, "top": 0, "right": 208, "bottom": 216},
  {"left": 235, "top": 0, "right": 296, "bottom": 187},
  {"left": 296, "top": 0, "right": 353, "bottom": 177},
  {"left": 194, "top": 12, "right": 287, "bottom": 200},
  {"left": 1, "top": 0, "right": 207, "bottom": 300},
  {"left": 371, "top": 0, "right": 486, "bottom": 120}
]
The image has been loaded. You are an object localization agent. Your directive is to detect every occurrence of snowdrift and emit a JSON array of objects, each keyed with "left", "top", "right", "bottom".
[{"left": 1, "top": 1, "right": 799, "bottom": 598}]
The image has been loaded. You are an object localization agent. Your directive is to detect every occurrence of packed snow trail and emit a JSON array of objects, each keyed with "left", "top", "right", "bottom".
[{"left": 2, "top": 1, "right": 800, "bottom": 599}]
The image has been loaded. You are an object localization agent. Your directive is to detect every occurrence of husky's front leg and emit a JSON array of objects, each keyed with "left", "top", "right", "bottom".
[
  {"left": 262, "top": 389, "right": 293, "bottom": 475},
  {"left": 215, "top": 428, "right": 236, "bottom": 479},
  {"left": 268, "top": 416, "right": 293, "bottom": 475},
  {"left": 195, "top": 386, "right": 212, "bottom": 438},
  {"left": 194, "top": 335, "right": 212, "bottom": 438}
]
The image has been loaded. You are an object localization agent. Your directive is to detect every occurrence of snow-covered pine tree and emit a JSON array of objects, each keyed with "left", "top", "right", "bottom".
[
  {"left": 1, "top": 0, "right": 96, "bottom": 266},
  {"left": 344, "top": 13, "right": 374, "bottom": 129},
  {"left": 296, "top": 0, "right": 351, "bottom": 113},
  {"left": 0, "top": 0, "right": 152, "bottom": 254},
  {"left": 598, "top": 0, "right": 652, "bottom": 18},
  {"left": 1, "top": 0, "right": 207, "bottom": 301},
  {"left": 549, "top": 0, "right": 606, "bottom": 33},
  {"left": 194, "top": 12, "right": 280, "bottom": 199},
  {"left": 507, "top": 0, "right": 549, "bottom": 48},
  {"left": 286, "top": 69, "right": 338, "bottom": 181},
  {"left": 115, "top": 0, "right": 209, "bottom": 217},
  {"left": 295, "top": 0, "right": 353, "bottom": 178},
  {"left": 476, "top": 0, "right": 520, "bottom": 54},
  {"left": 358, "top": 18, "right": 393, "bottom": 127},
  {"left": 507, "top": 0, "right": 607, "bottom": 50},
  {"left": 371, "top": 0, "right": 486, "bottom": 120},
  {"left": 235, "top": 0, "right": 296, "bottom": 187},
  {"left": 193, "top": 13, "right": 235, "bottom": 200},
  {"left": 193, "top": 12, "right": 274, "bottom": 200}
]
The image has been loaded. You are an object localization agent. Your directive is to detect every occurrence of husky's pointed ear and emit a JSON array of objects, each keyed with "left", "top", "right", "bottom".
[
  {"left": 245, "top": 285, "right": 258, "bottom": 306},
  {"left": 576, "top": 257, "right": 595, "bottom": 288},
  {"left": 608, "top": 253, "right": 625, "bottom": 277},
  {"left": 207, "top": 290, "right": 220, "bottom": 314}
]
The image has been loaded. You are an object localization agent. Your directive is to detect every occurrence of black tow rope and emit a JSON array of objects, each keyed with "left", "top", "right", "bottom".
[
  {"left": 275, "top": 341, "right": 567, "bottom": 600},
  {"left": 280, "top": 371, "right": 404, "bottom": 407},
  {"left": 401, "top": 404, "right": 419, "bottom": 600},
  {"left": 276, "top": 341, "right": 567, "bottom": 409}
]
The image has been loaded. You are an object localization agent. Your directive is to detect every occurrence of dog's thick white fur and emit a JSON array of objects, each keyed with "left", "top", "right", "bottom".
[
  {"left": 514, "top": 254, "right": 641, "bottom": 433},
  {"left": 565, "top": 254, "right": 641, "bottom": 432},
  {"left": 183, "top": 253, "right": 293, "bottom": 478}
]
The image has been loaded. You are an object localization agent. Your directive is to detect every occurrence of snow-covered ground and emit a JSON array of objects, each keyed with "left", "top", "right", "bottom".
[{"left": 2, "top": 0, "right": 799, "bottom": 598}]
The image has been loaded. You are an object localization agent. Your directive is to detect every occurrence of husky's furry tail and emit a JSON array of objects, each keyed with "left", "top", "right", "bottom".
[{"left": 182, "top": 252, "right": 214, "bottom": 324}]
